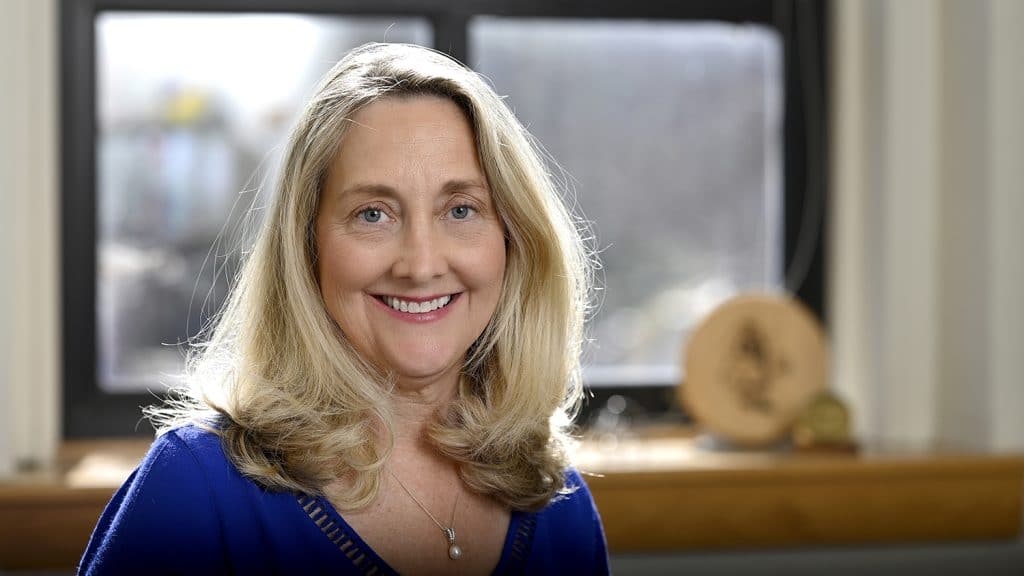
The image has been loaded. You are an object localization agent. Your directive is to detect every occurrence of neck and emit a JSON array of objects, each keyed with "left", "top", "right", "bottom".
[{"left": 387, "top": 369, "right": 460, "bottom": 457}]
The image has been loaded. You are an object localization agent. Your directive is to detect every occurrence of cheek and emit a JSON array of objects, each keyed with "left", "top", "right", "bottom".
[
  {"left": 317, "top": 248, "right": 375, "bottom": 347},
  {"left": 492, "top": 248, "right": 508, "bottom": 286},
  {"left": 317, "top": 240, "right": 372, "bottom": 305},
  {"left": 475, "top": 238, "right": 507, "bottom": 295}
]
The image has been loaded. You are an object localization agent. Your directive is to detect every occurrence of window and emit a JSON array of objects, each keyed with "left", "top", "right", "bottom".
[{"left": 62, "top": 0, "right": 828, "bottom": 437}]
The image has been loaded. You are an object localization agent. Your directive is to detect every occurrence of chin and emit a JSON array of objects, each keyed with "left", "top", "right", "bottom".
[
  {"left": 387, "top": 358, "right": 462, "bottom": 385},
  {"left": 375, "top": 339, "right": 465, "bottom": 379}
]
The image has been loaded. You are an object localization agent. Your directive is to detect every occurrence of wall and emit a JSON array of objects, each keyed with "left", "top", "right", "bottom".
[
  {"left": 831, "top": 0, "right": 1024, "bottom": 450},
  {"left": 0, "top": 0, "right": 59, "bottom": 476}
]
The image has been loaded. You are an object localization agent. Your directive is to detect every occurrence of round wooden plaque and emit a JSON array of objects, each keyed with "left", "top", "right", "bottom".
[{"left": 680, "top": 294, "right": 829, "bottom": 447}]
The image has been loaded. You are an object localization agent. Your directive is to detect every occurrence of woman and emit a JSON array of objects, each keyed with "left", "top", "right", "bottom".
[{"left": 80, "top": 43, "right": 606, "bottom": 575}]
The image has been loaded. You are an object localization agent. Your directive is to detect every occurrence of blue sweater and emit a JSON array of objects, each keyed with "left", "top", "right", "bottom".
[{"left": 79, "top": 425, "right": 609, "bottom": 575}]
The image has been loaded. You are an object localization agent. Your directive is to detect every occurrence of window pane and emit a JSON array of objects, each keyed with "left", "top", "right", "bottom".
[
  {"left": 470, "top": 18, "right": 783, "bottom": 386},
  {"left": 97, "top": 13, "right": 432, "bottom": 392}
]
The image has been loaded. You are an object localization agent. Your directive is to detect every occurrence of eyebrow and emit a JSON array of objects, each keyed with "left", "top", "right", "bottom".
[{"left": 338, "top": 178, "right": 489, "bottom": 200}]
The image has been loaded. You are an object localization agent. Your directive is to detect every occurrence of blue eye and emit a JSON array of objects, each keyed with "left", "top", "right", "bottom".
[
  {"left": 450, "top": 205, "right": 473, "bottom": 220},
  {"left": 360, "top": 208, "right": 384, "bottom": 223}
]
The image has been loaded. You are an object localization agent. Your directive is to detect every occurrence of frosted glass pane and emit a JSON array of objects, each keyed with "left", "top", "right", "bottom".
[
  {"left": 470, "top": 18, "right": 783, "bottom": 385},
  {"left": 97, "top": 13, "right": 432, "bottom": 392}
]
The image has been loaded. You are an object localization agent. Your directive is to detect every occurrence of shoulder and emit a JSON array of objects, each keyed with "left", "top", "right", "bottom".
[
  {"left": 117, "top": 423, "right": 229, "bottom": 502},
  {"left": 162, "top": 423, "right": 231, "bottom": 469},
  {"left": 142, "top": 424, "right": 221, "bottom": 467},
  {"left": 522, "top": 467, "right": 609, "bottom": 574},
  {"left": 78, "top": 425, "right": 231, "bottom": 575},
  {"left": 131, "top": 424, "right": 237, "bottom": 497},
  {"left": 546, "top": 468, "right": 603, "bottom": 529}
]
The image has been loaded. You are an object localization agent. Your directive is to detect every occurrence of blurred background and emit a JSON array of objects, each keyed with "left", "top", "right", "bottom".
[
  {"left": 1, "top": 0, "right": 1022, "bottom": 574},
  {"left": 90, "top": 13, "right": 785, "bottom": 396}
]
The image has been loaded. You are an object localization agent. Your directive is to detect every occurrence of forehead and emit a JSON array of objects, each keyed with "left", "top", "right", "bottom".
[{"left": 331, "top": 95, "right": 484, "bottom": 184}]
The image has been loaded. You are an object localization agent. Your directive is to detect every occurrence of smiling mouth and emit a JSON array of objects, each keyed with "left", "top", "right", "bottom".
[{"left": 374, "top": 293, "right": 459, "bottom": 314}]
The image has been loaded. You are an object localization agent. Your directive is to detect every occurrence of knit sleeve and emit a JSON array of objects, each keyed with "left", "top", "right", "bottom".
[{"left": 78, "top": 431, "right": 228, "bottom": 576}]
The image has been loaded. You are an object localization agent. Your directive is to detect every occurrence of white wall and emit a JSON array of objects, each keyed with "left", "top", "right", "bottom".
[
  {"left": 987, "top": 0, "right": 1024, "bottom": 451},
  {"left": 0, "top": 0, "right": 59, "bottom": 476},
  {"left": 831, "top": 0, "right": 1024, "bottom": 450}
]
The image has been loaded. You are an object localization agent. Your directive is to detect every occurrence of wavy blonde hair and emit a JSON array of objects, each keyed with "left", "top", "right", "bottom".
[{"left": 150, "top": 43, "right": 592, "bottom": 512}]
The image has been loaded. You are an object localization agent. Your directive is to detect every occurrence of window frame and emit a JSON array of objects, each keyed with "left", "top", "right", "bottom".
[{"left": 61, "top": 0, "right": 828, "bottom": 437}]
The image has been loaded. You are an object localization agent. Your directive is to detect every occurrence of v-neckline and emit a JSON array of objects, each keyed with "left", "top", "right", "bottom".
[{"left": 297, "top": 492, "right": 536, "bottom": 575}]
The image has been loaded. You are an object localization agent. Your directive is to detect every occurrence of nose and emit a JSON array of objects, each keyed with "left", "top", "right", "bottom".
[{"left": 392, "top": 219, "right": 448, "bottom": 282}]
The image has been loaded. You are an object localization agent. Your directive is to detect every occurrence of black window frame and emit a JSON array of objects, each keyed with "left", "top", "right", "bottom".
[{"left": 61, "top": 0, "right": 829, "bottom": 437}]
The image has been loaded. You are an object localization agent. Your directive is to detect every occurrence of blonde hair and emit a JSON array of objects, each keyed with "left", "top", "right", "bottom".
[{"left": 150, "top": 43, "right": 592, "bottom": 511}]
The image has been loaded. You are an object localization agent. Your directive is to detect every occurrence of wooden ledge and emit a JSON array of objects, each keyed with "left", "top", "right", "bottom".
[
  {"left": 0, "top": 439, "right": 149, "bottom": 570},
  {"left": 2, "top": 431, "right": 1023, "bottom": 569},
  {"left": 578, "top": 432, "right": 1024, "bottom": 551}
]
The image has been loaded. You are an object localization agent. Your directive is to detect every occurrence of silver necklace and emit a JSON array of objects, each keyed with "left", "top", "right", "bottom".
[{"left": 387, "top": 470, "right": 463, "bottom": 560}]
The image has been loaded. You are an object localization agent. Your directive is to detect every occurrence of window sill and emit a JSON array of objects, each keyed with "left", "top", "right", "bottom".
[
  {"left": 2, "top": 430, "right": 1023, "bottom": 570},
  {"left": 579, "top": 427, "right": 1024, "bottom": 551}
]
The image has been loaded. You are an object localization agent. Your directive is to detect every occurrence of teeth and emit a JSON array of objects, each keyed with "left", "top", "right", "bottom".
[{"left": 385, "top": 295, "right": 452, "bottom": 314}]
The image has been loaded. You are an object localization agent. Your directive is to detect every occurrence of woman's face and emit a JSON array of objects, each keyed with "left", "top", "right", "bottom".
[{"left": 316, "top": 96, "right": 506, "bottom": 387}]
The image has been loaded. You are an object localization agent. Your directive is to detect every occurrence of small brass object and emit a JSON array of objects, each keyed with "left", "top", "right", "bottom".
[{"left": 792, "top": 389, "right": 858, "bottom": 453}]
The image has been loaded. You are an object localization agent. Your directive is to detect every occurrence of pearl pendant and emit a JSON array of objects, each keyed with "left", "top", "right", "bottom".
[{"left": 448, "top": 544, "right": 462, "bottom": 560}]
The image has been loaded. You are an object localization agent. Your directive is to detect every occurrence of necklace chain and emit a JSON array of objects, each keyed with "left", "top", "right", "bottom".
[{"left": 387, "top": 469, "right": 463, "bottom": 560}]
